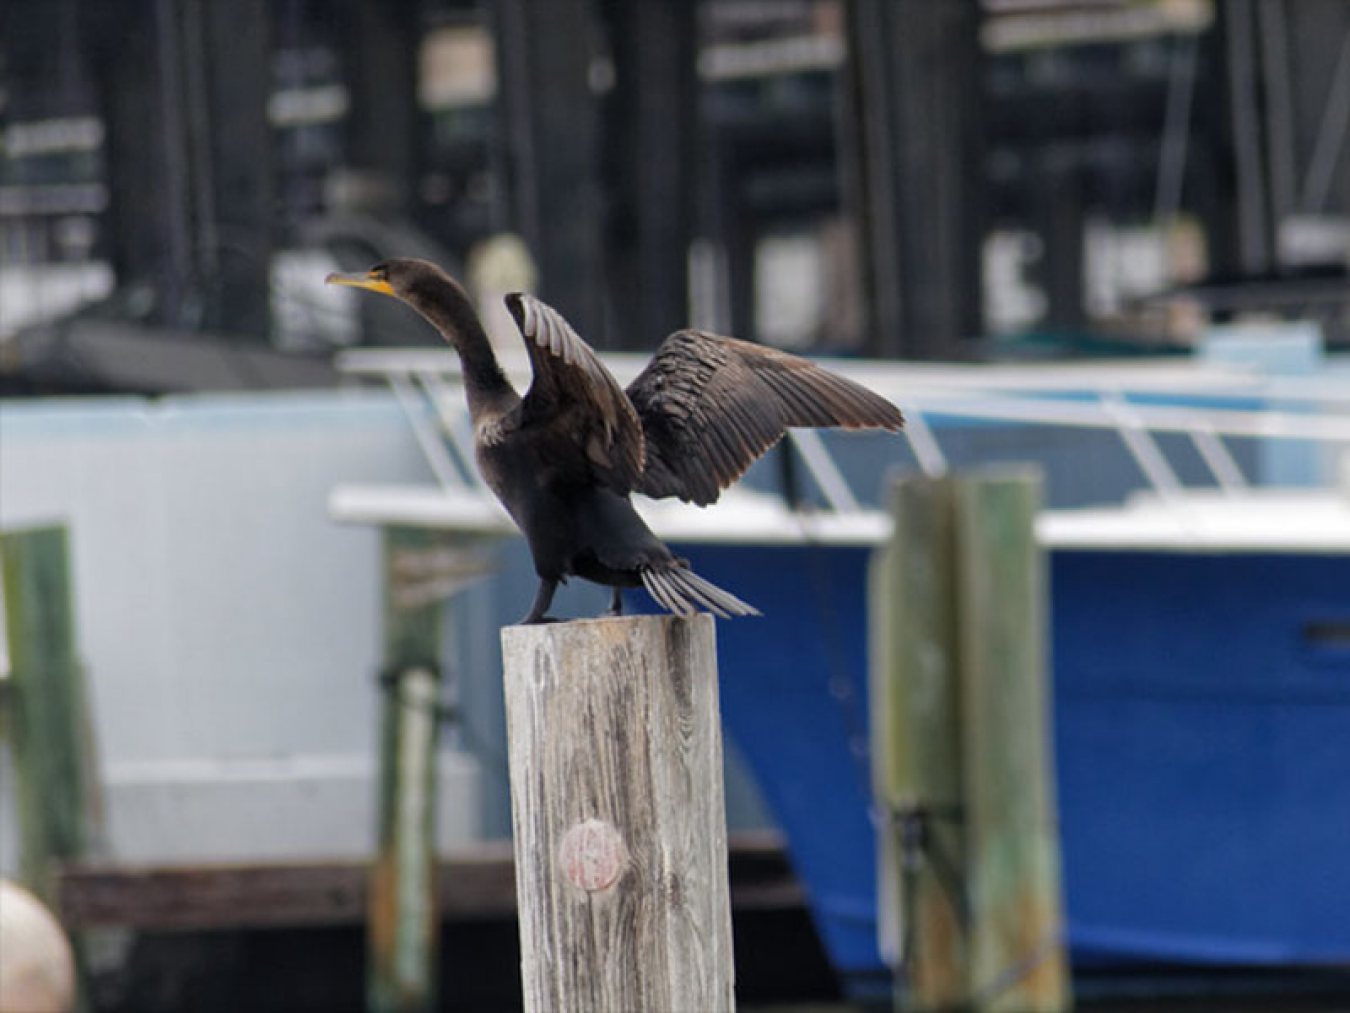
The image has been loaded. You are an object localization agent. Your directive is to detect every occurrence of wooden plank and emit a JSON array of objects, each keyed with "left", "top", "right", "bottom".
[
  {"left": 368, "top": 527, "right": 447, "bottom": 1013},
  {"left": 62, "top": 862, "right": 371, "bottom": 932},
  {"left": 954, "top": 470, "right": 1069, "bottom": 1012},
  {"left": 871, "top": 477, "right": 969, "bottom": 1009},
  {"left": 1, "top": 526, "right": 95, "bottom": 902},
  {"left": 57, "top": 833, "right": 798, "bottom": 932},
  {"left": 60, "top": 850, "right": 513, "bottom": 933},
  {"left": 501, "top": 616, "right": 735, "bottom": 1013}
]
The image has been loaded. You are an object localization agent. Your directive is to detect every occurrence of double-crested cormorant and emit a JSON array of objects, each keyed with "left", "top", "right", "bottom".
[{"left": 327, "top": 258, "right": 904, "bottom": 623}]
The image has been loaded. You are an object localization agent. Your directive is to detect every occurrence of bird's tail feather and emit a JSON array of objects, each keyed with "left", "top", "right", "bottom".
[{"left": 641, "top": 565, "right": 761, "bottom": 619}]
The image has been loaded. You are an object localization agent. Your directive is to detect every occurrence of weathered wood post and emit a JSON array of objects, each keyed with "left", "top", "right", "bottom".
[
  {"left": 870, "top": 471, "right": 1070, "bottom": 1012},
  {"left": 955, "top": 470, "right": 1069, "bottom": 1012},
  {"left": 2, "top": 525, "right": 101, "bottom": 1010},
  {"left": 869, "top": 478, "right": 968, "bottom": 1005},
  {"left": 368, "top": 527, "right": 490, "bottom": 1013},
  {"left": 501, "top": 615, "right": 735, "bottom": 1013},
  {"left": 0, "top": 526, "right": 100, "bottom": 901}
]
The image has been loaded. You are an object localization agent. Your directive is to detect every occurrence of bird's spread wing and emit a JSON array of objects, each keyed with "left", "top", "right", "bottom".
[
  {"left": 505, "top": 292, "right": 645, "bottom": 492},
  {"left": 626, "top": 330, "right": 904, "bottom": 505}
]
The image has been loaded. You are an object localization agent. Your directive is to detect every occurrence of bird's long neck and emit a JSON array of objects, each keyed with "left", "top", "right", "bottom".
[{"left": 413, "top": 278, "right": 516, "bottom": 419}]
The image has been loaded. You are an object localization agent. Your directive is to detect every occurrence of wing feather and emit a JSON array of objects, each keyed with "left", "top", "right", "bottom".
[
  {"left": 505, "top": 293, "right": 644, "bottom": 492},
  {"left": 627, "top": 330, "right": 904, "bottom": 505}
]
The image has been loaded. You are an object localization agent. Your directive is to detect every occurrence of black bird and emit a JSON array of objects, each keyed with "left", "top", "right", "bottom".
[{"left": 327, "top": 258, "right": 904, "bottom": 623}]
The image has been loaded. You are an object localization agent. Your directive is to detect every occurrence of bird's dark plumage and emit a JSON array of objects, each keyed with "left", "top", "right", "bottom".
[
  {"left": 628, "top": 329, "right": 904, "bottom": 506},
  {"left": 327, "top": 258, "right": 904, "bottom": 623}
]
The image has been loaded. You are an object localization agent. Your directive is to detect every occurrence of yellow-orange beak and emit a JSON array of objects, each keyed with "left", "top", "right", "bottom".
[{"left": 324, "top": 270, "right": 395, "bottom": 297}]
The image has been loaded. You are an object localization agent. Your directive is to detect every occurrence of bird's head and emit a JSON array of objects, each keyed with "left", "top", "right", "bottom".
[
  {"left": 325, "top": 257, "right": 466, "bottom": 309},
  {"left": 326, "top": 257, "right": 492, "bottom": 359}
]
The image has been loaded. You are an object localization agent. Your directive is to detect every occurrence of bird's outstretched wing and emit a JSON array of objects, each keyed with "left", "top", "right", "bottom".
[
  {"left": 505, "top": 292, "right": 645, "bottom": 492},
  {"left": 626, "top": 330, "right": 904, "bottom": 505}
]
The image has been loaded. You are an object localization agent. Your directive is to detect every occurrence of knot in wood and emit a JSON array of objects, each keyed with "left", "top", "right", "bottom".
[{"left": 558, "top": 819, "right": 628, "bottom": 893}]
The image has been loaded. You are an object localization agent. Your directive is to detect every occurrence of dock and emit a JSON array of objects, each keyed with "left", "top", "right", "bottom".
[{"left": 56, "top": 833, "right": 829, "bottom": 1011}]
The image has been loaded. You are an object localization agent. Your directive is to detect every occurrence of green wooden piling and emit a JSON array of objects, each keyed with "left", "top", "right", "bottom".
[
  {"left": 871, "top": 472, "right": 1069, "bottom": 1012},
  {"left": 869, "top": 478, "right": 968, "bottom": 1007},
  {"left": 955, "top": 470, "right": 1069, "bottom": 1012},
  {"left": 368, "top": 526, "right": 445, "bottom": 1013},
  {"left": 0, "top": 526, "right": 94, "bottom": 902}
]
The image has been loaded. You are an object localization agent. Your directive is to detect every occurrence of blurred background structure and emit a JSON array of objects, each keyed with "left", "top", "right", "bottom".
[
  {"left": 2, "top": 2, "right": 1349, "bottom": 1011},
  {"left": 1, "top": 0, "right": 1347, "bottom": 385}
]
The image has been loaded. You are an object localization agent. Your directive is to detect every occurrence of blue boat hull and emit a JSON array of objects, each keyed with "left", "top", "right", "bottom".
[{"left": 643, "top": 544, "right": 1350, "bottom": 990}]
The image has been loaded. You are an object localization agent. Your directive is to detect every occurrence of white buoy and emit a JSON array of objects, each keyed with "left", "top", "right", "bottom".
[{"left": 0, "top": 879, "right": 76, "bottom": 1013}]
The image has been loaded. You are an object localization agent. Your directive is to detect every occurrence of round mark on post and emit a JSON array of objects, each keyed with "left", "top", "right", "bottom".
[{"left": 559, "top": 819, "right": 629, "bottom": 893}]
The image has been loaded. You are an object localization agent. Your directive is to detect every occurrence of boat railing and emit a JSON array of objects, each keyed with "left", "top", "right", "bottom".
[{"left": 335, "top": 347, "right": 1349, "bottom": 517}]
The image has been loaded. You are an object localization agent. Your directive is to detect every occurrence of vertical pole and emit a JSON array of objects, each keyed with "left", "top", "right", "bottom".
[
  {"left": 1035, "top": 157, "right": 1086, "bottom": 335},
  {"left": 871, "top": 474, "right": 1070, "bottom": 1012},
  {"left": 869, "top": 479, "right": 968, "bottom": 1008},
  {"left": 602, "top": 0, "right": 698, "bottom": 349},
  {"left": 368, "top": 527, "right": 444, "bottom": 1013},
  {"left": 954, "top": 471, "right": 1069, "bottom": 1012},
  {"left": 843, "top": 0, "right": 986, "bottom": 358},
  {"left": 0, "top": 526, "right": 94, "bottom": 903},
  {"left": 490, "top": 0, "right": 606, "bottom": 343},
  {"left": 86, "top": 0, "right": 275, "bottom": 337},
  {"left": 340, "top": 0, "right": 421, "bottom": 215},
  {"left": 86, "top": 0, "right": 189, "bottom": 319},
  {"left": 191, "top": 0, "right": 276, "bottom": 338},
  {"left": 501, "top": 616, "right": 735, "bottom": 1013},
  {"left": 1223, "top": 0, "right": 1274, "bottom": 276}
]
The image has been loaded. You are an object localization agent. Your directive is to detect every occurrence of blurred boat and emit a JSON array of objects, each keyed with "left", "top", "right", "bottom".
[
  {"left": 330, "top": 336, "right": 1350, "bottom": 992},
  {"left": 2, "top": 334, "right": 1346, "bottom": 996}
]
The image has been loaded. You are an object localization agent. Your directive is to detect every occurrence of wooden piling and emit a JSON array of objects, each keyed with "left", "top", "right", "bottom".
[
  {"left": 869, "top": 479, "right": 968, "bottom": 1006},
  {"left": 955, "top": 471, "right": 1069, "bottom": 1012},
  {"left": 2, "top": 525, "right": 101, "bottom": 1010},
  {"left": 368, "top": 527, "right": 446, "bottom": 1013},
  {"left": 501, "top": 615, "right": 735, "bottom": 1013},
  {"left": 870, "top": 472, "right": 1070, "bottom": 1012},
  {"left": 0, "top": 526, "right": 98, "bottom": 901}
]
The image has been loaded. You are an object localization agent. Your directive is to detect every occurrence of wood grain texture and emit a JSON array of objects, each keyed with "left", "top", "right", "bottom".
[{"left": 501, "top": 615, "right": 734, "bottom": 1013}]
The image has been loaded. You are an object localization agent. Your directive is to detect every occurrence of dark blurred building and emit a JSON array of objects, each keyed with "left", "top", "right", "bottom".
[{"left": 1, "top": 0, "right": 1347, "bottom": 392}]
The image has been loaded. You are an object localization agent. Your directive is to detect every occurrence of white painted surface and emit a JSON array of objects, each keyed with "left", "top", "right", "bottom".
[
  {"left": 329, "top": 482, "right": 892, "bottom": 545},
  {"left": 103, "top": 753, "right": 479, "bottom": 863},
  {"left": 330, "top": 482, "right": 1350, "bottom": 555},
  {"left": 0, "top": 390, "right": 482, "bottom": 870},
  {"left": 1037, "top": 489, "right": 1350, "bottom": 553}
]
